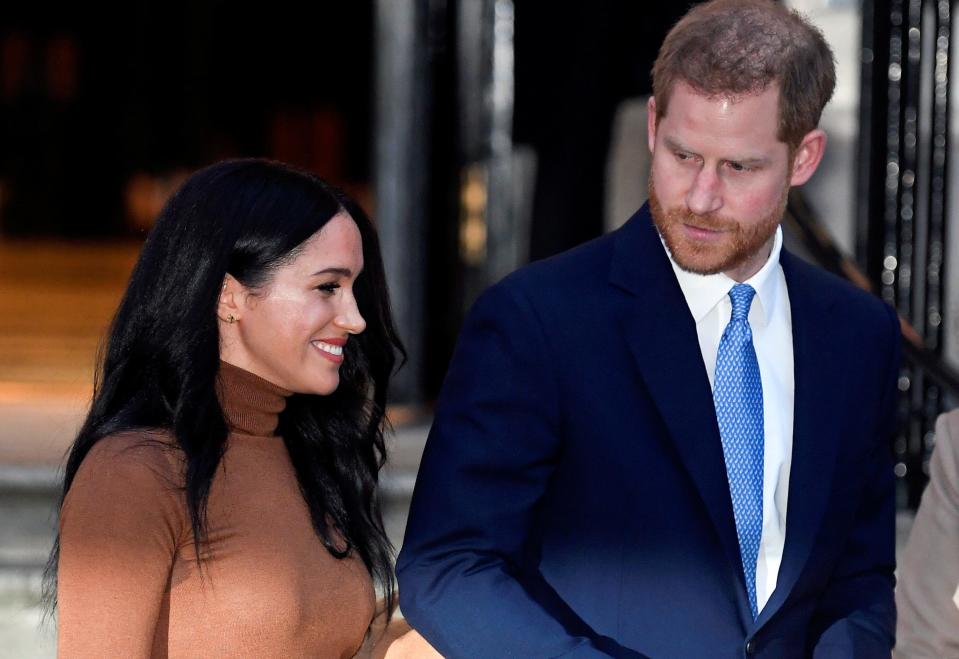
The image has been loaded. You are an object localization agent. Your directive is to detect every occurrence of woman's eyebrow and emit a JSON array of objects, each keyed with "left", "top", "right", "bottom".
[{"left": 311, "top": 267, "right": 354, "bottom": 277}]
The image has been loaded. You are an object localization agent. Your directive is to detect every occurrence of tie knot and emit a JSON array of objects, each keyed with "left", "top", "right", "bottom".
[{"left": 728, "top": 284, "right": 756, "bottom": 322}]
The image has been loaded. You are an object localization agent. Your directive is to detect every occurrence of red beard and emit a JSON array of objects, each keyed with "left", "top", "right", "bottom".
[{"left": 647, "top": 178, "right": 786, "bottom": 277}]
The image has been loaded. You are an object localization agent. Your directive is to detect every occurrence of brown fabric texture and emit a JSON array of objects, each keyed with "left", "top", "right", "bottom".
[{"left": 57, "top": 361, "right": 378, "bottom": 658}]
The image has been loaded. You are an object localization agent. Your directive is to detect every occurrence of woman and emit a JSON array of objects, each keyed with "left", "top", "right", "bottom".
[
  {"left": 47, "top": 159, "right": 426, "bottom": 657},
  {"left": 895, "top": 410, "right": 959, "bottom": 657}
]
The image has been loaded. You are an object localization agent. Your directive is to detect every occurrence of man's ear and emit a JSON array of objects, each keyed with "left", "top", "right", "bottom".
[
  {"left": 647, "top": 96, "right": 658, "bottom": 154},
  {"left": 789, "top": 128, "right": 827, "bottom": 186},
  {"left": 217, "top": 274, "right": 243, "bottom": 323}
]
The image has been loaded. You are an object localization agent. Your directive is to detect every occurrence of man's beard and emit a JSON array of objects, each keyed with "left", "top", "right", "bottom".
[{"left": 648, "top": 177, "right": 786, "bottom": 276}]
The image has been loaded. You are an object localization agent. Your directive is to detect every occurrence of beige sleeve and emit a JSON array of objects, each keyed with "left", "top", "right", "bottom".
[
  {"left": 895, "top": 411, "right": 959, "bottom": 658},
  {"left": 57, "top": 434, "right": 184, "bottom": 658},
  {"left": 356, "top": 597, "right": 444, "bottom": 659},
  {"left": 373, "top": 625, "right": 444, "bottom": 659}
]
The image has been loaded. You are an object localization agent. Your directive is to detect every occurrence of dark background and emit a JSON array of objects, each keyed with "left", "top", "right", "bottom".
[{"left": 1, "top": 2, "right": 374, "bottom": 236}]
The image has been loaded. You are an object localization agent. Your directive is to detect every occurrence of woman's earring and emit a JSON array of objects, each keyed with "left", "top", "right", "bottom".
[{"left": 227, "top": 315, "right": 236, "bottom": 324}]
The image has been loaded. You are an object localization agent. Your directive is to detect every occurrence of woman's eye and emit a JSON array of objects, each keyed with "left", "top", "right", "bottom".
[{"left": 317, "top": 283, "right": 340, "bottom": 295}]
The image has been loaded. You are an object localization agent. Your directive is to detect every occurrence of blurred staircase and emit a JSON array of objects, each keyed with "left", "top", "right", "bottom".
[{"left": 0, "top": 239, "right": 139, "bottom": 657}]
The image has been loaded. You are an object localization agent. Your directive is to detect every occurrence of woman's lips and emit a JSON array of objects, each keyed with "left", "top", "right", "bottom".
[{"left": 311, "top": 339, "right": 345, "bottom": 364}]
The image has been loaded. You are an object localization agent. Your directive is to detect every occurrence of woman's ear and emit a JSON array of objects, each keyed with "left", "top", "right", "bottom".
[{"left": 217, "top": 274, "right": 243, "bottom": 325}]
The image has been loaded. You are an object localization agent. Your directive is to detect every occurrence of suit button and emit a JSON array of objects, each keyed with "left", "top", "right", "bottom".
[{"left": 745, "top": 639, "right": 757, "bottom": 655}]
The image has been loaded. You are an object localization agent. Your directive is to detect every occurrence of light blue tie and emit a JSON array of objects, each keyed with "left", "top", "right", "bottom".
[{"left": 713, "top": 283, "right": 764, "bottom": 619}]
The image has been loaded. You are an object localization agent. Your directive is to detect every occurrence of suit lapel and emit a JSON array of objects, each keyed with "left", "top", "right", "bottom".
[
  {"left": 756, "top": 250, "right": 846, "bottom": 626},
  {"left": 612, "top": 212, "right": 849, "bottom": 625},
  {"left": 611, "top": 207, "right": 745, "bottom": 598}
]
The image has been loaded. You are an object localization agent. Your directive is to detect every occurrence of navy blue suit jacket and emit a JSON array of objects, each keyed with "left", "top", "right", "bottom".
[{"left": 397, "top": 205, "right": 899, "bottom": 658}]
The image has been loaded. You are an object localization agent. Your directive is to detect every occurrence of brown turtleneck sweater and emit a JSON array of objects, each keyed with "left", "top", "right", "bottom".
[{"left": 57, "top": 362, "right": 385, "bottom": 658}]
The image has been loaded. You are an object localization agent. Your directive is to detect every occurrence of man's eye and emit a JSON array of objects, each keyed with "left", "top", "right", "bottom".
[{"left": 726, "top": 161, "right": 749, "bottom": 172}]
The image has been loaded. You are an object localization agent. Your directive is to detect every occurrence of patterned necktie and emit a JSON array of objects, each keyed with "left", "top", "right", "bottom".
[{"left": 713, "top": 283, "right": 764, "bottom": 619}]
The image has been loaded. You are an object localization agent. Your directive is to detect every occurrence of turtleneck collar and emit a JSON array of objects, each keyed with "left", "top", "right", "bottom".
[{"left": 216, "top": 361, "right": 292, "bottom": 437}]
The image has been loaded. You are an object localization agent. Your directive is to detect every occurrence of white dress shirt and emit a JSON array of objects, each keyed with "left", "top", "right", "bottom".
[{"left": 663, "top": 226, "right": 794, "bottom": 614}]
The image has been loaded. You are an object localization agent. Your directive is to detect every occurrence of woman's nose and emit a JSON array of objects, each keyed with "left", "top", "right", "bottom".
[{"left": 335, "top": 295, "right": 366, "bottom": 335}]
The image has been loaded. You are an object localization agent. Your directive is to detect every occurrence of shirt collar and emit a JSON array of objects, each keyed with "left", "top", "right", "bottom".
[{"left": 662, "top": 226, "right": 783, "bottom": 326}]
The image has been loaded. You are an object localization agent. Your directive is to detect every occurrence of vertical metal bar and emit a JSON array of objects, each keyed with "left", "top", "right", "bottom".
[
  {"left": 901, "top": 0, "right": 925, "bottom": 507},
  {"left": 455, "top": 0, "right": 518, "bottom": 302},
  {"left": 861, "top": 0, "right": 916, "bottom": 502},
  {"left": 925, "top": 1, "right": 950, "bottom": 355},
  {"left": 859, "top": 0, "right": 953, "bottom": 506},
  {"left": 921, "top": 0, "right": 951, "bottom": 482},
  {"left": 374, "top": 0, "right": 431, "bottom": 403},
  {"left": 457, "top": 0, "right": 490, "bottom": 161},
  {"left": 897, "top": 0, "right": 921, "bottom": 320},
  {"left": 484, "top": 0, "right": 517, "bottom": 283},
  {"left": 881, "top": 0, "right": 913, "bottom": 501},
  {"left": 856, "top": 0, "right": 885, "bottom": 277},
  {"left": 882, "top": 0, "right": 903, "bottom": 308},
  {"left": 456, "top": 0, "right": 492, "bottom": 307}
]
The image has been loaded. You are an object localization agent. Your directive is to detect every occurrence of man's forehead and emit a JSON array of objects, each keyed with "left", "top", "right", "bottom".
[
  {"left": 658, "top": 81, "right": 783, "bottom": 140},
  {"left": 674, "top": 80, "right": 780, "bottom": 108}
]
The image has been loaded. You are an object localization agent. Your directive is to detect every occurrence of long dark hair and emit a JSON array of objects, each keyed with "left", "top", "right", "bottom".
[{"left": 44, "top": 159, "right": 404, "bottom": 617}]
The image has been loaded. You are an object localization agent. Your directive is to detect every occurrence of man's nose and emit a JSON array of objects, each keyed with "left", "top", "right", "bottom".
[{"left": 685, "top": 168, "right": 723, "bottom": 216}]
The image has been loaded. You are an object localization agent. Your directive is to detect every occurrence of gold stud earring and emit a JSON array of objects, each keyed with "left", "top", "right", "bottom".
[{"left": 227, "top": 315, "right": 236, "bottom": 324}]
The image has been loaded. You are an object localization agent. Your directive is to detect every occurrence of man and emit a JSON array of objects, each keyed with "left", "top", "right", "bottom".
[{"left": 397, "top": 1, "right": 900, "bottom": 657}]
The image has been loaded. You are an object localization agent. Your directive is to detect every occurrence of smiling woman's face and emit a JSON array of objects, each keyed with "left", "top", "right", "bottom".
[{"left": 219, "top": 212, "right": 367, "bottom": 395}]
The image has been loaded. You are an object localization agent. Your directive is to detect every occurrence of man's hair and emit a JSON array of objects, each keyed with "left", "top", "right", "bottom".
[{"left": 652, "top": 0, "right": 836, "bottom": 148}]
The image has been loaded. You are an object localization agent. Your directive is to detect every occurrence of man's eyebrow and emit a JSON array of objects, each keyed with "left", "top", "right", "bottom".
[
  {"left": 663, "top": 136, "right": 769, "bottom": 166},
  {"left": 727, "top": 155, "right": 770, "bottom": 167},
  {"left": 663, "top": 137, "right": 693, "bottom": 153}
]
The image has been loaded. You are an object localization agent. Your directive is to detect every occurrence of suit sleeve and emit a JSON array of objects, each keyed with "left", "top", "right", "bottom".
[
  {"left": 894, "top": 411, "right": 959, "bottom": 657},
  {"left": 811, "top": 303, "right": 900, "bottom": 658},
  {"left": 396, "top": 281, "right": 647, "bottom": 659},
  {"left": 57, "top": 436, "right": 183, "bottom": 658}
]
